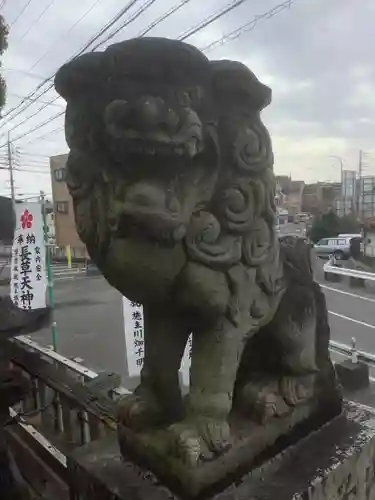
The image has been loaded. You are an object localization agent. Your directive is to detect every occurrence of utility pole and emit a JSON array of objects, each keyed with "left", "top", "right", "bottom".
[
  {"left": 358, "top": 150, "right": 363, "bottom": 221},
  {"left": 6, "top": 130, "right": 15, "bottom": 212}
]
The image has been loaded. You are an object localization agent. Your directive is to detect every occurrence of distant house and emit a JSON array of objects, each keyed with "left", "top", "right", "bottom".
[
  {"left": 302, "top": 182, "right": 341, "bottom": 215},
  {"left": 285, "top": 181, "right": 305, "bottom": 217}
]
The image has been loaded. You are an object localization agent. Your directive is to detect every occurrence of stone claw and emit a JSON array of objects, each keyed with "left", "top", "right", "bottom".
[
  {"left": 117, "top": 388, "right": 165, "bottom": 431},
  {"left": 167, "top": 417, "right": 232, "bottom": 467}
]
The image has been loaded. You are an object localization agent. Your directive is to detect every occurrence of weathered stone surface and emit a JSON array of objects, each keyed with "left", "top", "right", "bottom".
[
  {"left": 55, "top": 36, "right": 342, "bottom": 489},
  {"left": 68, "top": 401, "right": 375, "bottom": 500}
]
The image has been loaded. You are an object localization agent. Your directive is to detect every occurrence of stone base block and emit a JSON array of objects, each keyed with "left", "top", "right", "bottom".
[
  {"left": 68, "top": 401, "right": 375, "bottom": 500},
  {"left": 324, "top": 271, "right": 342, "bottom": 282},
  {"left": 336, "top": 360, "right": 370, "bottom": 390},
  {"left": 349, "top": 276, "right": 365, "bottom": 288}
]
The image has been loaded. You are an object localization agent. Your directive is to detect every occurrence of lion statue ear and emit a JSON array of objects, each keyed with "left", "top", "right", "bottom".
[
  {"left": 209, "top": 60, "right": 271, "bottom": 111},
  {"left": 55, "top": 52, "right": 104, "bottom": 102}
]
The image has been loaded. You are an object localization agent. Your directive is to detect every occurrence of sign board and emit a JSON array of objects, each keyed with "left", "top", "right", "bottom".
[
  {"left": 10, "top": 202, "right": 47, "bottom": 310},
  {"left": 122, "top": 297, "right": 192, "bottom": 386}
]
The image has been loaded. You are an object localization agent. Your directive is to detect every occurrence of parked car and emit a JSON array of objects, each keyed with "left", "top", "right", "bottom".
[{"left": 314, "top": 236, "right": 354, "bottom": 259}]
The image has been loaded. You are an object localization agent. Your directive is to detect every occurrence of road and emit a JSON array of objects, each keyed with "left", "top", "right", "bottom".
[
  {"left": 7, "top": 260, "right": 369, "bottom": 390},
  {"left": 2, "top": 222, "right": 374, "bottom": 388}
]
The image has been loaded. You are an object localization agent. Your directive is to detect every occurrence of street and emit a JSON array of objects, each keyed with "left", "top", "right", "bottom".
[{"left": 13, "top": 246, "right": 372, "bottom": 390}]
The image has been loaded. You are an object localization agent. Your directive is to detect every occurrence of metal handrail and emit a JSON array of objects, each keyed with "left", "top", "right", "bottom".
[
  {"left": 329, "top": 339, "right": 375, "bottom": 367},
  {"left": 3, "top": 335, "right": 375, "bottom": 495},
  {"left": 324, "top": 262, "right": 375, "bottom": 281}
]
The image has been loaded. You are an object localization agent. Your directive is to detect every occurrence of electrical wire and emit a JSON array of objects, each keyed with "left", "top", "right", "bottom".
[
  {"left": 7, "top": 91, "right": 63, "bottom": 108},
  {"left": 91, "top": 0, "right": 158, "bottom": 50},
  {"left": 137, "top": 0, "right": 193, "bottom": 37},
  {"left": 17, "top": 0, "right": 58, "bottom": 44},
  {"left": 178, "top": 0, "right": 251, "bottom": 41},
  {"left": 4, "top": 0, "right": 298, "bottom": 147},
  {"left": 0, "top": 111, "right": 64, "bottom": 147},
  {"left": 2, "top": 68, "right": 48, "bottom": 81},
  {"left": 23, "top": 126, "right": 64, "bottom": 145},
  {"left": 201, "top": 0, "right": 296, "bottom": 52},
  {"left": 0, "top": 0, "right": 144, "bottom": 129},
  {"left": 29, "top": 0, "right": 103, "bottom": 71},
  {"left": 10, "top": 0, "right": 35, "bottom": 27}
]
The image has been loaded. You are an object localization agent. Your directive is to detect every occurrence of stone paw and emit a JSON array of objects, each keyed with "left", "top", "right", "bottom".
[
  {"left": 167, "top": 417, "right": 232, "bottom": 467},
  {"left": 280, "top": 375, "right": 314, "bottom": 406},
  {"left": 239, "top": 378, "right": 290, "bottom": 423},
  {"left": 117, "top": 387, "right": 165, "bottom": 431}
]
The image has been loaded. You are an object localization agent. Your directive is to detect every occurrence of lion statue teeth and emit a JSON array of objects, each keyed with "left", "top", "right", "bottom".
[{"left": 55, "top": 37, "right": 341, "bottom": 478}]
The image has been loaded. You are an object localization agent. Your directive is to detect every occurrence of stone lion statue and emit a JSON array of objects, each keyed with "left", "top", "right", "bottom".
[{"left": 55, "top": 38, "right": 341, "bottom": 473}]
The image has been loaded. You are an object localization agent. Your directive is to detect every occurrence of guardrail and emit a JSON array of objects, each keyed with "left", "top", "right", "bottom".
[
  {"left": 4, "top": 336, "right": 132, "bottom": 497},
  {"left": 323, "top": 263, "right": 375, "bottom": 281},
  {"left": 329, "top": 338, "right": 375, "bottom": 367}
]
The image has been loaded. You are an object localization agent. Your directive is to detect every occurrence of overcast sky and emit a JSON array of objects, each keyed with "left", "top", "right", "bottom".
[{"left": 0, "top": 0, "right": 374, "bottom": 199}]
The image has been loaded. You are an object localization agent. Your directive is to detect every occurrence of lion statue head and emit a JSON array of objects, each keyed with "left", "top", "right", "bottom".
[{"left": 55, "top": 37, "right": 280, "bottom": 310}]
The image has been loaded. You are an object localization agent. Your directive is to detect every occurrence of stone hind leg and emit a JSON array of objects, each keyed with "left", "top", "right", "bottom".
[
  {"left": 118, "top": 306, "right": 191, "bottom": 430},
  {"left": 237, "top": 285, "right": 318, "bottom": 423}
]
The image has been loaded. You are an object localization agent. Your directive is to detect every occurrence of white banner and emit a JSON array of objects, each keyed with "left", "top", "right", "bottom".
[
  {"left": 10, "top": 202, "right": 47, "bottom": 310},
  {"left": 122, "top": 297, "right": 192, "bottom": 385}
]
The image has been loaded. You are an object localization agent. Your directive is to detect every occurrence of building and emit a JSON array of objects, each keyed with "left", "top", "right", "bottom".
[
  {"left": 275, "top": 176, "right": 305, "bottom": 217},
  {"left": 50, "top": 154, "right": 87, "bottom": 258},
  {"left": 359, "top": 176, "right": 375, "bottom": 221},
  {"left": 302, "top": 182, "right": 341, "bottom": 215},
  {"left": 336, "top": 170, "right": 357, "bottom": 217},
  {"left": 284, "top": 181, "right": 305, "bottom": 217}
]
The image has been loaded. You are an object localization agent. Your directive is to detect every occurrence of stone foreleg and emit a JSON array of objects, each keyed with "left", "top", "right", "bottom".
[{"left": 118, "top": 306, "right": 191, "bottom": 430}]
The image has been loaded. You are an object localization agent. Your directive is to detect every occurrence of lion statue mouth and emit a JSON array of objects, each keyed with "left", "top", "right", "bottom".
[
  {"left": 102, "top": 96, "right": 220, "bottom": 244},
  {"left": 104, "top": 96, "right": 205, "bottom": 160}
]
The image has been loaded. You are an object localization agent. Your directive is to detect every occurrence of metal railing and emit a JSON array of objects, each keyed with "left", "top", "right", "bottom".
[
  {"left": 7, "top": 336, "right": 130, "bottom": 460},
  {"left": 329, "top": 338, "right": 375, "bottom": 367},
  {"left": 323, "top": 262, "right": 375, "bottom": 282},
  {"left": 323, "top": 256, "right": 375, "bottom": 282}
]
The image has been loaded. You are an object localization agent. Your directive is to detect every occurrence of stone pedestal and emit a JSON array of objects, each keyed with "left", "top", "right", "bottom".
[
  {"left": 67, "top": 401, "right": 375, "bottom": 500},
  {"left": 336, "top": 360, "right": 370, "bottom": 390}
]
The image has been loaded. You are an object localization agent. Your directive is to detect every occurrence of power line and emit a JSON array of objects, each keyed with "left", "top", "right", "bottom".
[
  {"left": 138, "top": 0, "right": 193, "bottom": 37},
  {"left": 91, "top": 0, "right": 158, "bottom": 50},
  {"left": 3, "top": 0, "right": 297, "bottom": 146},
  {"left": 29, "top": 0, "right": 103, "bottom": 71},
  {"left": 10, "top": 0, "right": 35, "bottom": 27},
  {"left": 201, "top": 0, "right": 296, "bottom": 52},
  {"left": 23, "top": 126, "right": 64, "bottom": 145},
  {"left": 0, "top": 0, "right": 144, "bottom": 129},
  {"left": 16, "top": 0, "right": 58, "bottom": 44},
  {"left": 7, "top": 91, "right": 64, "bottom": 108},
  {"left": 2, "top": 95, "right": 61, "bottom": 138},
  {"left": 178, "top": 0, "right": 251, "bottom": 41},
  {"left": 0, "top": 111, "right": 64, "bottom": 147},
  {"left": 2, "top": 67, "right": 49, "bottom": 81}
]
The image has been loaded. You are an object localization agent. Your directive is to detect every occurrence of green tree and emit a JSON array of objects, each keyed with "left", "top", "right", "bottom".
[
  {"left": 308, "top": 211, "right": 360, "bottom": 243},
  {"left": 0, "top": 14, "right": 8, "bottom": 114},
  {"left": 308, "top": 211, "right": 341, "bottom": 243},
  {"left": 338, "top": 214, "right": 360, "bottom": 234}
]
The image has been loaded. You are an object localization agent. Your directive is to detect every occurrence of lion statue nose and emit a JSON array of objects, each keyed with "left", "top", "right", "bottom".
[{"left": 105, "top": 96, "right": 166, "bottom": 137}]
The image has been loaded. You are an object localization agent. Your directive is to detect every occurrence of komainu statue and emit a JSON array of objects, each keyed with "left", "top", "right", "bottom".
[{"left": 55, "top": 37, "right": 342, "bottom": 494}]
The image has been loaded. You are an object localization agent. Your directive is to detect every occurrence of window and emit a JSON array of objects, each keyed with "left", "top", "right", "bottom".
[
  {"left": 55, "top": 201, "right": 69, "bottom": 214},
  {"left": 54, "top": 168, "right": 66, "bottom": 182},
  {"left": 317, "top": 239, "right": 328, "bottom": 246},
  {"left": 328, "top": 239, "right": 338, "bottom": 246}
]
